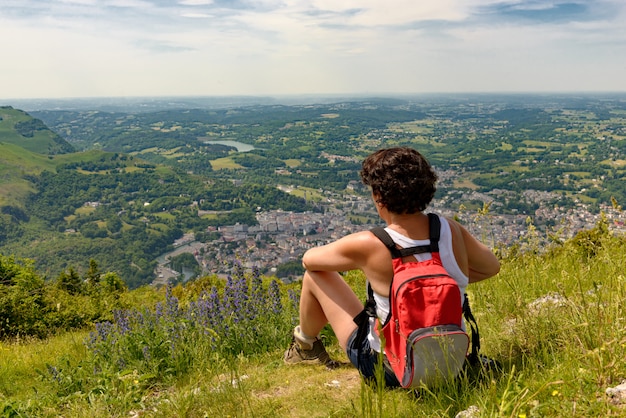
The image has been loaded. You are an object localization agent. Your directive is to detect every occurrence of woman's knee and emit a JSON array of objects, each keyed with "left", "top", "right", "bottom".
[
  {"left": 303, "top": 270, "right": 341, "bottom": 290},
  {"left": 303, "top": 271, "right": 361, "bottom": 313}
]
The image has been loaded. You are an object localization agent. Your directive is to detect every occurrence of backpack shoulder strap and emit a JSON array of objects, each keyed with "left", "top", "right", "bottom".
[
  {"left": 353, "top": 281, "right": 378, "bottom": 345},
  {"left": 426, "top": 213, "right": 440, "bottom": 253},
  {"left": 463, "top": 293, "right": 481, "bottom": 364},
  {"left": 370, "top": 227, "right": 402, "bottom": 258},
  {"left": 370, "top": 213, "right": 441, "bottom": 259}
]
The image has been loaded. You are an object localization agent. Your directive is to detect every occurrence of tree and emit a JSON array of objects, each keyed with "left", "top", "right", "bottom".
[
  {"left": 85, "top": 259, "right": 101, "bottom": 288},
  {"left": 100, "top": 272, "right": 127, "bottom": 294},
  {"left": 275, "top": 260, "right": 305, "bottom": 278},
  {"left": 57, "top": 267, "right": 83, "bottom": 295}
]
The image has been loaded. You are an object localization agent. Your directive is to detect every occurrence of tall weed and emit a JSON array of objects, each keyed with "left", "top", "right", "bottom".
[{"left": 467, "top": 216, "right": 626, "bottom": 416}]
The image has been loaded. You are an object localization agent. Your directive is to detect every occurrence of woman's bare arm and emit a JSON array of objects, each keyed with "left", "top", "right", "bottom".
[
  {"left": 301, "top": 231, "right": 377, "bottom": 272},
  {"left": 448, "top": 218, "right": 500, "bottom": 283}
]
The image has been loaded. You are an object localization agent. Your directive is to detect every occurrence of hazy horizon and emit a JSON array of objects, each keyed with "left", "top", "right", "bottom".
[{"left": 6, "top": 91, "right": 626, "bottom": 113}]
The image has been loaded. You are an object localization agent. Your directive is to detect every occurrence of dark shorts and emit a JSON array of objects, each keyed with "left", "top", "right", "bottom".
[{"left": 346, "top": 327, "right": 400, "bottom": 388}]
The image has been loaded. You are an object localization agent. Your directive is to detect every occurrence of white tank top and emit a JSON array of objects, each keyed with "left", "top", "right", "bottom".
[{"left": 367, "top": 214, "right": 469, "bottom": 351}]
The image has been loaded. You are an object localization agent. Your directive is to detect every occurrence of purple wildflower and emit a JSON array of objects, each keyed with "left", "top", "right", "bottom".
[
  {"left": 47, "top": 365, "right": 62, "bottom": 383},
  {"left": 165, "top": 284, "right": 179, "bottom": 318},
  {"left": 288, "top": 289, "right": 300, "bottom": 310},
  {"left": 113, "top": 309, "right": 130, "bottom": 335},
  {"left": 269, "top": 280, "right": 282, "bottom": 315},
  {"left": 95, "top": 321, "right": 115, "bottom": 341},
  {"left": 155, "top": 301, "right": 164, "bottom": 319}
]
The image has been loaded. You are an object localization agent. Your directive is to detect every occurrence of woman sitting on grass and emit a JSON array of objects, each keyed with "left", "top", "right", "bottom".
[{"left": 283, "top": 146, "right": 500, "bottom": 387}]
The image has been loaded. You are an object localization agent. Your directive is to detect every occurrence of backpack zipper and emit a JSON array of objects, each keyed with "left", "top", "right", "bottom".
[{"left": 394, "top": 273, "right": 452, "bottom": 297}]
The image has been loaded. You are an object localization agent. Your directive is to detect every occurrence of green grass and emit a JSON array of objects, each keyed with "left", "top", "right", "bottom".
[
  {"left": 2, "top": 221, "right": 625, "bottom": 417},
  {"left": 0, "top": 108, "right": 63, "bottom": 154},
  {"left": 285, "top": 186, "right": 324, "bottom": 202},
  {"left": 283, "top": 159, "right": 301, "bottom": 168},
  {"left": 0, "top": 332, "right": 91, "bottom": 412},
  {"left": 210, "top": 157, "right": 243, "bottom": 170},
  {"left": 0, "top": 142, "right": 156, "bottom": 207},
  {"left": 0, "top": 143, "right": 56, "bottom": 206}
]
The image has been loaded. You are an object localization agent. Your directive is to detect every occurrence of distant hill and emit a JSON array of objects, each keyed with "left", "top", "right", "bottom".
[
  {"left": 0, "top": 108, "right": 179, "bottom": 287},
  {"left": 0, "top": 142, "right": 57, "bottom": 207},
  {"left": 0, "top": 106, "right": 74, "bottom": 155},
  {"left": 0, "top": 107, "right": 69, "bottom": 208},
  {"left": 0, "top": 107, "right": 78, "bottom": 208}
]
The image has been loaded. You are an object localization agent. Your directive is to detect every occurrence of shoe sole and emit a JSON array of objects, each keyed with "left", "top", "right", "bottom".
[{"left": 284, "top": 357, "right": 327, "bottom": 365}]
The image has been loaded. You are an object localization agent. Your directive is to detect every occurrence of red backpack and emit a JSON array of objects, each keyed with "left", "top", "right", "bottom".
[{"left": 356, "top": 213, "right": 480, "bottom": 388}]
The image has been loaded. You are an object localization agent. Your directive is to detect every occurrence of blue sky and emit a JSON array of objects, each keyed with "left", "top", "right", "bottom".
[{"left": 1, "top": 0, "right": 625, "bottom": 99}]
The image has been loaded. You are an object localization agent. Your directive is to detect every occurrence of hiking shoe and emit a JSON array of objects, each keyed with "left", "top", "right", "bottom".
[
  {"left": 283, "top": 336, "right": 339, "bottom": 369},
  {"left": 477, "top": 354, "right": 502, "bottom": 373},
  {"left": 465, "top": 353, "right": 502, "bottom": 375}
]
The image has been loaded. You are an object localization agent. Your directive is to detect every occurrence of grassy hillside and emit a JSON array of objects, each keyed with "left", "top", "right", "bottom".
[
  {"left": 0, "top": 107, "right": 78, "bottom": 207},
  {"left": 1, "top": 219, "right": 625, "bottom": 417},
  {"left": 0, "top": 106, "right": 74, "bottom": 155},
  {"left": 0, "top": 142, "right": 57, "bottom": 207},
  {"left": 0, "top": 139, "right": 163, "bottom": 208}
]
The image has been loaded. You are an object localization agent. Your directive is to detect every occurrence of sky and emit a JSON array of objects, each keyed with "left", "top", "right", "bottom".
[{"left": 1, "top": 0, "right": 625, "bottom": 100}]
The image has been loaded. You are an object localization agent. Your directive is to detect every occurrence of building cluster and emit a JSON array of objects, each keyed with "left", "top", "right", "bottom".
[{"left": 153, "top": 186, "right": 626, "bottom": 285}]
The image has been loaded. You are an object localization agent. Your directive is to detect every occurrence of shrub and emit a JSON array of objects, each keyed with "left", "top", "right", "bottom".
[
  {"left": 0, "top": 256, "right": 47, "bottom": 338},
  {"left": 42, "top": 262, "right": 300, "bottom": 406}
]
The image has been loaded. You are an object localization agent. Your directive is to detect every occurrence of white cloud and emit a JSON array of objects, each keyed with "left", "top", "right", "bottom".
[
  {"left": 0, "top": 0, "right": 625, "bottom": 99},
  {"left": 179, "top": 0, "right": 214, "bottom": 5},
  {"left": 106, "top": 0, "right": 154, "bottom": 8},
  {"left": 58, "top": 0, "right": 97, "bottom": 5},
  {"left": 180, "top": 12, "right": 213, "bottom": 18}
]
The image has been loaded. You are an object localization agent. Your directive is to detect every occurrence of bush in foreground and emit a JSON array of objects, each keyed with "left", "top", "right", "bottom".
[{"left": 36, "top": 263, "right": 299, "bottom": 414}]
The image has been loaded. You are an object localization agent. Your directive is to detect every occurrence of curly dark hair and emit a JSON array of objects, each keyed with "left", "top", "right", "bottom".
[{"left": 359, "top": 147, "right": 438, "bottom": 214}]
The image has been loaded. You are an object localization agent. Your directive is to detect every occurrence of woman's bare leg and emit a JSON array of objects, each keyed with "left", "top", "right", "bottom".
[{"left": 298, "top": 270, "right": 363, "bottom": 350}]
